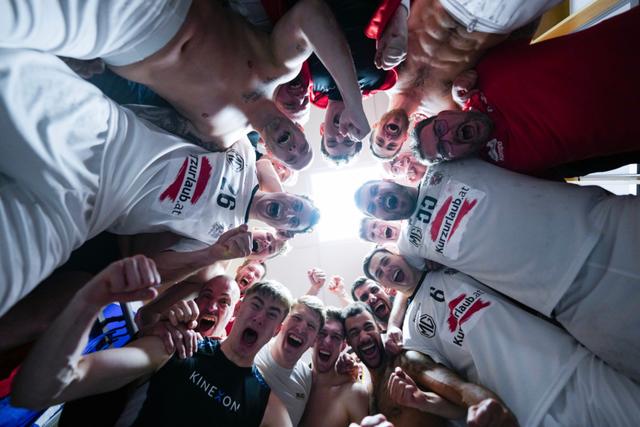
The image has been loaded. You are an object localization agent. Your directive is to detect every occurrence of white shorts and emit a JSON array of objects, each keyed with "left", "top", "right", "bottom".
[
  {"left": 0, "top": 0, "right": 191, "bottom": 65},
  {"left": 554, "top": 195, "right": 640, "bottom": 382},
  {"left": 542, "top": 354, "right": 640, "bottom": 427}
]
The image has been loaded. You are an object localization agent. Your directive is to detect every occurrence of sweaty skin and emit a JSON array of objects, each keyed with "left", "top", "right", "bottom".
[
  {"left": 390, "top": 0, "right": 508, "bottom": 117},
  {"left": 114, "top": 0, "right": 367, "bottom": 165},
  {"left": 115, "top": 0, "right": 288, "bottom": 145},
  {"left": 302, "top": 371, "right": 368, "bottom": 427},
  {"left": 370, "top": 353, "right": 446, "bottom": 427}
]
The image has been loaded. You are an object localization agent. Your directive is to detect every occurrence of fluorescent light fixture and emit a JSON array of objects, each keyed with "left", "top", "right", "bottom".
[{"left": 310, "top": 166, "right": 384, "bottom": 241}]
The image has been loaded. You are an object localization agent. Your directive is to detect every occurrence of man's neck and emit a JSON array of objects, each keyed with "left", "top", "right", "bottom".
[
  {"left": 270, "top": 339, "right": 298, "bottom": 370},
  {"left": 312, "top": 365, "right": 343, "bottom": 387},
  {"left": 220, "top": 340, "right": 255, "bottom": 368},
  {"left": 390, "top": 91, "right": 420, "bottom": 116},
  {"left": 244, "top": 98, "right": 282, "bottom": 135},
  {"left": 365, "top": 352, "right": 389, "bottom": 386}
]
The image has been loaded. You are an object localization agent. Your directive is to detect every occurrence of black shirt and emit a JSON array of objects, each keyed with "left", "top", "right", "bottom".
[{"left": 133, "top": 338, "right": 271, "bottom": 427}]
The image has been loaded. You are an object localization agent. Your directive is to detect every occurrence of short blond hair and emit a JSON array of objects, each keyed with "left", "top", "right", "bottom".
[{"left": 244, "top": 280, "right": 294, "bottom": 319}]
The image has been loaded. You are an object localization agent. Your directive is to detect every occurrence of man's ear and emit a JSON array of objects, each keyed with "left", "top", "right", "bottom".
[
  {"left": 273, "top": 323, "right": 283, "bottom": 337},
  {"left": 277, "top": 230, "right": 295, "bottom": 239},
  {"left": 319, "top": 122, "right": 325, "bottom": 136}
]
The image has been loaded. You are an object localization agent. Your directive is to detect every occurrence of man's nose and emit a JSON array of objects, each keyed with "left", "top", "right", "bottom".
[{"left": 252, "top": 310, "right": 266, "bottom": 325}]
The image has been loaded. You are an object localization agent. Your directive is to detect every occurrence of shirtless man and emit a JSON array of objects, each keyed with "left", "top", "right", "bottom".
[
  {"left": 301, "top": 308, "right": 369, "bottom": 427},
  {"left": 1, "top": 0, "right": 371, "bottom": 169},
  {"left": 343, "top": 303, "right": 514, "bottom": 426},
  {"left": 12, "top": 257, "right": 294, "bottom": 426},
  {"left": 369, "top": 0, "right": 509, "bottom": 158}
]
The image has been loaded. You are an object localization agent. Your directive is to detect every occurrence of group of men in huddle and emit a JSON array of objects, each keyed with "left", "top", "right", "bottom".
[{"left": 2, "top": 0, "right": 640, "bottom": 426}]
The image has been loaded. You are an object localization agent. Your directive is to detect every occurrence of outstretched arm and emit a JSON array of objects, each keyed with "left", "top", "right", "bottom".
[
  {"left": 150, "top": 225, "right": 252, "bottom": 286},
  {"left": 385, "top": 292, "right": 409, "bottom": 355},
  {"left": 12, "top": 256, "right": 166, "bottom": 409},
  {"left": 261, "top": 392, "right": 293, "bottom": 427},
  {"left": 257, "top": 158, "right": 284, "bottom": 193},
  {"left": 305, "top": 267, "right": 328, "bottom": 296},
  {"left": 270, "top": 0, "right": 370, "bottom": 140}
]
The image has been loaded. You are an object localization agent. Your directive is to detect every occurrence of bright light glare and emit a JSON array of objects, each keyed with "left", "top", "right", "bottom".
[{"left": 310, "top": 166, "right": 384, "bottom": 241}]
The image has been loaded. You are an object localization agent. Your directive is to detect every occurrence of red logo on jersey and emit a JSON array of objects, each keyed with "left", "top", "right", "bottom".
[
  {"left": 447, "top": 290, "right": 490, "bottom": 333},
  {"left": 429, "top": 185, "right": 478, "bottom": 255},
  {"left": 160, "top": 155, "right": 213, "bottom": 215}
]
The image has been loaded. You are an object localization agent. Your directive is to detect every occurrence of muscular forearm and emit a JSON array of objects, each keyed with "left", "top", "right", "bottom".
[
  {"left": 125, "top": 105, "right": 224, "bottom": 152},
  {"left": 151, "top": 248, "right": 220, "bottom": 286},
  {"left": 12, "top": 291, "right": 102, "bottom": 409},
  {"left": 335, "top": 292, "right": 352, "bottom": 307},
  {"left": 137, "top": 281, "right": 203, "bottom": 329},
  {"left": 292, "top": 0, "right": 362, "bottom": 107},
  {"left": 414, "top": 362, "right": 499, "bottom": 408},
  {"left": 305, "top": 285, "right": 321, "bottom": 296},
  {"left": 388, "top": 292, "right": 409, "bottom": 330},
  {"left": 257, "top": 158, "right": 284, "bottom": 193}
]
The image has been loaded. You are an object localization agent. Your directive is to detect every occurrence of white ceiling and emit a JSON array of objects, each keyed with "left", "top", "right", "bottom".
[{"left": 248, "top": 92, "right": 391, "bottom": 305}]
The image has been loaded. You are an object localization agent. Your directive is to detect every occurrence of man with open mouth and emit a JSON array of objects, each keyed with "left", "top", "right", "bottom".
[
  {"left": 343, "top": 302, "right": 509, "bottom": 427},
  {"left": 359, "top": 158, "right": 640, "bottom": 383},
  {"left": 351, "top": 278, "right": 393, "bottom": 331},
  {"left": 235, "top": 260, "right": 268, "bottom": 295},
  {"left": 412, "top": 7, "right": 640, "bottom": 179},
  {"left": 354, "top": 180, "right": 418, "bottom": 221},
  {"left": 382, "top": 152, "right": 428, "bottom": 187},
  {"left": 0, "top": 42, "right": 320, "bottom": 316},
  {"left": 359, "top": 218, "right": 401, "bottom": 245},
  {"left": 361, "top": 248, "right": 640, "bottom": 425},
  {"left": 0, "top": 0, "right": 378, "bottom": 170},
  {"left": 300, "top": 307, "right": 369, "bottom": 427},
  {"left": 255, "top": 295, "right": 326, "bottom": 426},
  {"left": 13, "top": 259, "right": 296, "bottom": 426}
]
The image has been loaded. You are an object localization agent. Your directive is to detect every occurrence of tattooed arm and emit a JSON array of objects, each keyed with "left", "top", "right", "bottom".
[{"left": 125, "top": 104, "right": 224, "bottom": 152}]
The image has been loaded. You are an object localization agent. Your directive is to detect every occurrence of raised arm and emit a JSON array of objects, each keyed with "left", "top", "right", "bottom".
[
  {"left": 12, "top": 256, "right": 167, "bottom": 409},
  {"left": 257, "top": 157, "right": 285, "bottom": 193},
  {"left": 270, "top": 0, "right": 370, "bottom": 140},
  {"left": 385, "top": 291, "right": 409, "bottom": 355},
  {"left": 328, "top": 276, "right": 354, "bottom": 307},
  {"left": 306, "top": 267, "right": 328, "bottom": 296},
  {"left": 136, "top": 281, "right": 203, "bottom": 329},
  {"left": 261, "top": 392, "right": 293, "bottom": 427},
  {"left": 151, "top": 225, "right": 252, "bottom": 286}
]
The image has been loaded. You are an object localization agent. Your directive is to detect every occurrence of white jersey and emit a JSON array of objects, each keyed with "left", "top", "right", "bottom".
[
  {"left": 108, "top": 126, "right": 259, "bottom": 245},
  {"left": 255, "top": 340, "right": 312, "bottom": 426},
  {"left": 439, "top": 0, "right": 561, "bottom": 33},
  {"left": 397, "top": 158, "right": 606, "bottom": 315},
  {"left": 403, "top": 270, "right": 587, "bottom": 427}
]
